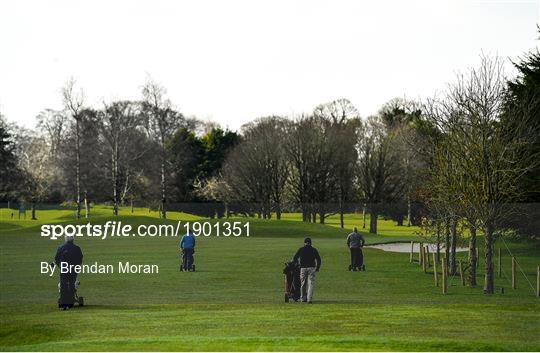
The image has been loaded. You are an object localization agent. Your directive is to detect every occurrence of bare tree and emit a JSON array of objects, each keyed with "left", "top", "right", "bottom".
[
  {"left": 284, "top": 114, "right": 342, "bottom": 223},
  {"left": 223, "top": 117, "right": 289, "bottom": 219},
  {"left": 221, "top": 133, "right": 270, "bottom": 218},
  {"left": 380, "top": 98, "right": 427, "bottom": 227},
  {"left": 314, "top": 99, "right": 360, "bottom": 227},
  {"left": 101, "top": 100, "right": 143, "bottom": 216},
  {"left": 36, "top": 109, "right": 67, "bottom": 160},
  {"left": 10, "top": 125, "right": 55, "bottom": 219},
  {"left": 314, "top": 98, "right": 359, "bottom": 124},
  {"left": 427, "top": 56, "right": 539, "bottom": 293},
  {"left": 247, "top": 117, "right": 290, "bottom": 219},
  {"left": 284, "top": 115, "right": 314, "bottom": 222},
  {"left": 356, "top": 116, "right": 404, "bottom": 234},
  {"left": 62, "top": 78, "right": 85, "bottom": 218},
  {"left": 142, "top": 78, "right": 182, "bottom": 219}
]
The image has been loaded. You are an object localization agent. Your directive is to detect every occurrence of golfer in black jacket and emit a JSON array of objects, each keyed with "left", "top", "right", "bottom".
[
  {"left": 293, "top": 237, "right": 321, "bottom": 303},
  {"left": 54, "top": 234, "right": 83, "bottom": 310}
]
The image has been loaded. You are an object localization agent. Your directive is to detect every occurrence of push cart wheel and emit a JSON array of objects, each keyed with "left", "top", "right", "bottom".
[{"left": 78, "top": 296, "right": 84, "bottom": 307}]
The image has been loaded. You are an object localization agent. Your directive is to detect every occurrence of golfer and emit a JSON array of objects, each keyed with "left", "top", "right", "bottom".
[
  {"left": 179, "top": 230, "right": 196, "bottom": 271},
  {"left": 293, "top": 237, "right": 321, "bottom": 304},
  {"left": 54, "top": 234, "right": 83, "bottom": 310},
  {"left": 347, "top": 226, "right": 365, "bottom": 271}
]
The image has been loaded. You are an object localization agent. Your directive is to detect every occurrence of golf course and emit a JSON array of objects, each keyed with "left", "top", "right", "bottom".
[{"left": 1, "top": 206, "right": 539, "bottom": 351}]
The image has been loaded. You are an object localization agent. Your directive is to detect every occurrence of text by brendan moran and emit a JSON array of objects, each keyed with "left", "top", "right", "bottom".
[{"left": 41, "top": 262, "right": 159, "bottom": 276}]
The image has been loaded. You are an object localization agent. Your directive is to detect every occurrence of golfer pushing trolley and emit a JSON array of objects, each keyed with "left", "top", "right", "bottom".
[
  {"left": 179, "top": 230, "right": 196, "bottom": 271},
  {"left": 347, "top": 227, "right": 365, "bottom": 271},
  {"left": 292, "top": 237, "right": 322, "bottom": 303},
  {"left": 54, "top": 234, "right": 84, "bottom": 310}
]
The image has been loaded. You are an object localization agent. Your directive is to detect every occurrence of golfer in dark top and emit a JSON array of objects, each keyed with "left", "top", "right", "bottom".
[
  {"left": 54, "top": 234, "right": 83, "bottom": 310},
  {"left": 347, "top": 226, "right": 365, "bottom": 271},
  {"left": 293, "top": 237, "right": 321, "bottom": 303}
]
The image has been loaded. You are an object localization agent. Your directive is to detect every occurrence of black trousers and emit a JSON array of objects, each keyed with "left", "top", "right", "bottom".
[
  {"left": 350, "top": 248, "right": 364, "bottom": 268},
  {"left": 59, "top": 273, "right": 77, "bottom": 307},
  {"left": 182, "top": 248, "right": 194, "bottom": 270}
]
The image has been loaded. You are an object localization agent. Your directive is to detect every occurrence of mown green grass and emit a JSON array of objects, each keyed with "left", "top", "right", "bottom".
[{"left": 1, "top": 206, "right": 539, "bottom": 351}]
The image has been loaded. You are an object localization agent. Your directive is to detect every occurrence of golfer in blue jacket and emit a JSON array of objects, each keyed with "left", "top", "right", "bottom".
[{"left": 180, "top": 231, "right": 196, "bottom": 271}]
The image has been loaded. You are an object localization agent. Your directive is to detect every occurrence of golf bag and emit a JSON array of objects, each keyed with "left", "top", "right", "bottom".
[
  {"left": 283, "top": 261, "right": 301, "bottom": 302},
  {"left": 348, "top": 247, "right": 365, "bottom": 271},
  {"left": 180, "top": 248, "right": 195, "bottom": 271},
  {"left": 57, "top": 276, "right": 84, "bottom": 309}
]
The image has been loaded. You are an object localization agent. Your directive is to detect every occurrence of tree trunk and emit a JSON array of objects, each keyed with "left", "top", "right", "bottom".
[
  {"left": 31, "top": 202, "right": 36, "bottom": 220},
  {"left": 158, "top": 129, "right": 167, "bottom": 219},
  {"left": 112, "top": 145, "right": 119, "bottom": 216},
  {"left": 396, "top": 217, "right": 404, "bottom": 226},
  {"left": 407, "top": 196, "right": 411, "bottom": 227},
  {"left": 369, "top": 208, "right": 378, "bottom": 234},
  {"left": 131, "top": 199, "right": 134, "bottom": 213},
  {"left": 266, "top": 203, "right": 272, "bottom": 219},
  {"left": 120, "top": 169, "right": 130, "bottom": 206},
  {"left": 444, "top": 219, "right": 450, "bottom": 269},
  {"left": 84, "top": 191, "right": 89, "bottom": 218},
  {"left": 362, "top": 203, "right": 367, "bottom": 229},
  {"left": 449, "top": 218, "right": 457, "bottom": 275},
  {"left": 75, "top": 118, "right": 81, "bottom": 219},
  {"left": 275, "top": 203, "right": 281, "bottom": 220},
  {"left": 436, "top": 222, "right": 441, "bottom": 263},
  {"left": 468, "top": 223, "right": 477, "bottom": 287},
  {"left": 484, "top": 221, "right": 495, "bottom": 294},
  {"left": 160, "top": 158, "right": 166, "bottom": 219},
  {"left": 339, "top": 198, "right": 344, "bottom": 229}
]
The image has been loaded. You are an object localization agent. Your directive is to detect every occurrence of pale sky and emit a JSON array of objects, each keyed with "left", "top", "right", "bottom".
[{"left": 0, "top": 0, "right": 538, "bottom": 131}]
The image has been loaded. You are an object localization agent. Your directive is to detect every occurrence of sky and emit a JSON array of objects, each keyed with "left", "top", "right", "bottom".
[{"left": 0, "top": 0, "right": 538, "bottom": 131}]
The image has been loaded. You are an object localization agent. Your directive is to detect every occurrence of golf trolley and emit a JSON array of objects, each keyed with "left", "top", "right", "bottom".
[
  {"left": 180, "top": 249, "right": 196, "bottom": 272},
  {"left": 57, "top": 279, "right": 84, "bottom": 308},
  {"left": 348, "top": 263, "right": 366, "bottom": 271},
  {"left": 51, "top": 263, "right": 84, "bottom": 309},
  {"left": 348, "top": 247, "right": 366, "bottom": 271},
  {"left": 283, "top": 261, "right": 301, "bottom": 302}
]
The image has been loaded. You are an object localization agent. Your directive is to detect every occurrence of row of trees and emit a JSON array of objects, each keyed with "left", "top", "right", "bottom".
[
  {"left": 1, "top": 44, "right": 538, "bottom": 295},
  {"left": 0, "top": 78, "right": 239, "bottom": 219},
  {"left": 199, "top": 99, "right": 422, "bottom": 234},
  {"left": 196, "top": 52, "right": 539, "bottom": 295}
]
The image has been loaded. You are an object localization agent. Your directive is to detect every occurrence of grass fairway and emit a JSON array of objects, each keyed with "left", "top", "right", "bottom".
[{"left": 1, "top": 206, "right": 539, "bottom": 351}]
